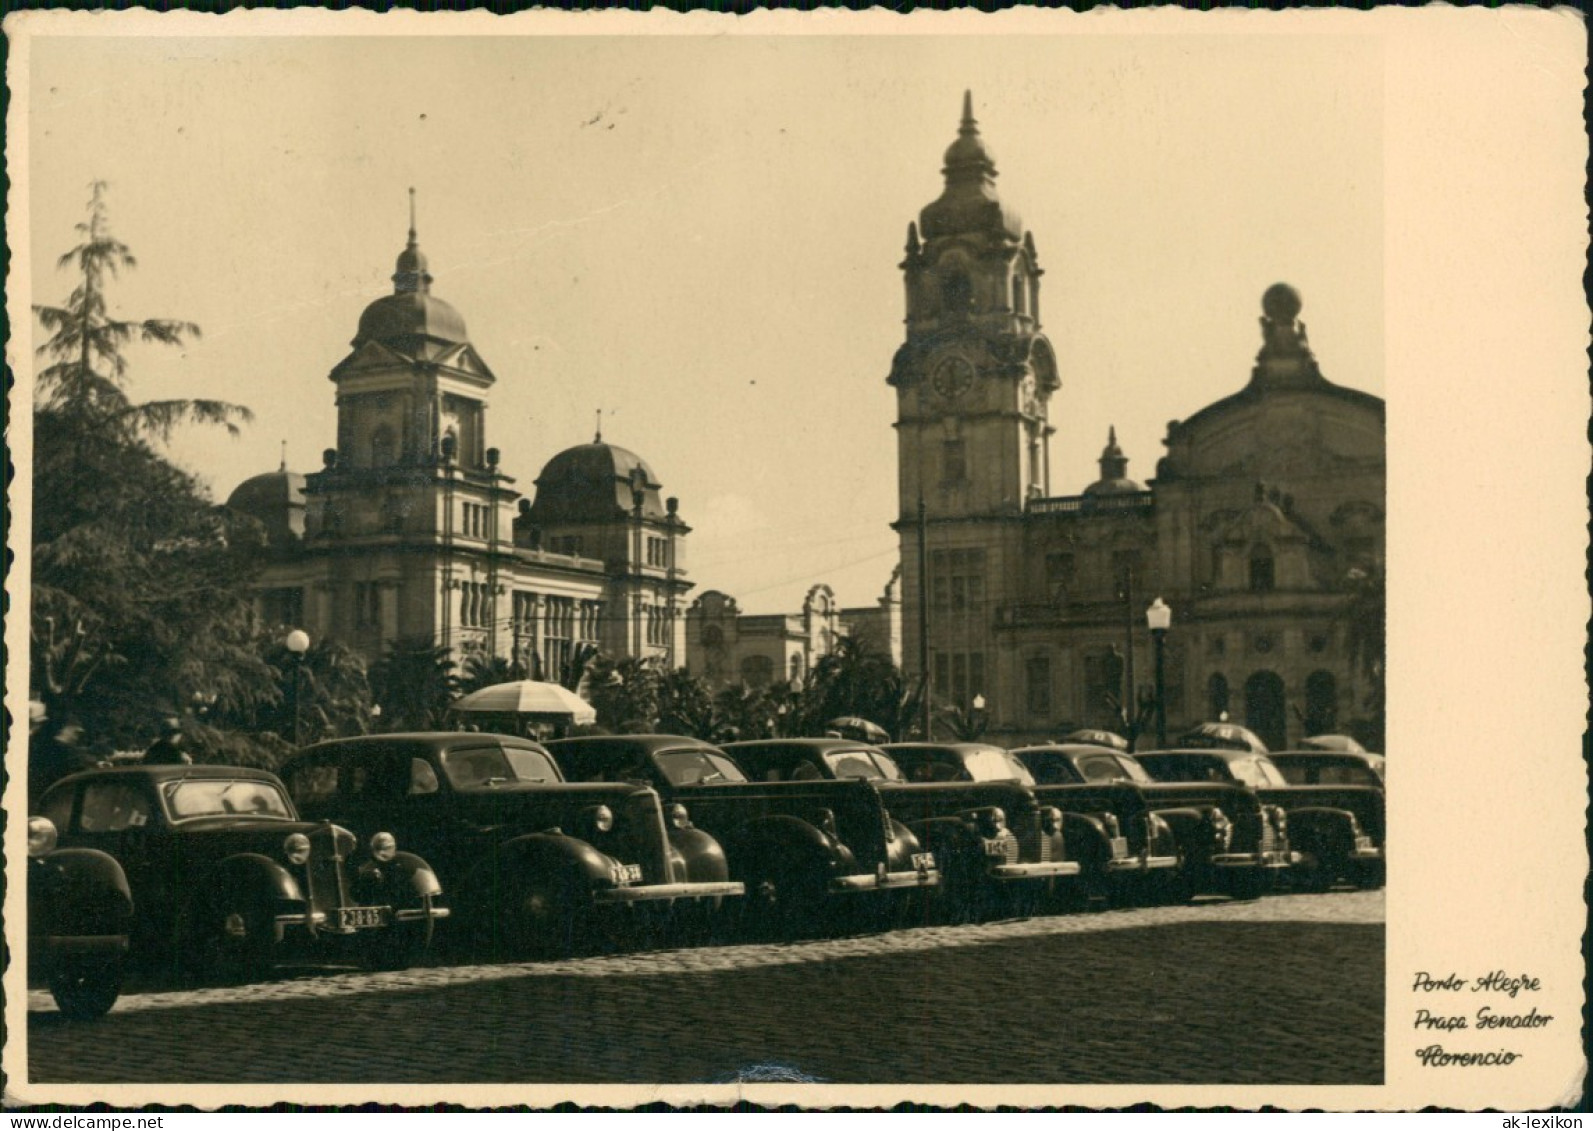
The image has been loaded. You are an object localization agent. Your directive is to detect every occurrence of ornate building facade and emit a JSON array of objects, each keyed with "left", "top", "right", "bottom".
[
  {"left": 229, "top": 205, "right": 693, "bottom": 677},
  {"left": 890, "top": 97, "right": 1386, "bottom": 750}
]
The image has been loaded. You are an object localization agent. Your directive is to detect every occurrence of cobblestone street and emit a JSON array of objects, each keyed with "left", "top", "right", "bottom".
[{"left": 28, "top": 890, "right": 1383, "bottom": 1085}]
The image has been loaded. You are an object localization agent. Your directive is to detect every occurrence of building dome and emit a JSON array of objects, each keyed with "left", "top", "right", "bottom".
[
  {"left": 354, "top": 289, "right": 469, "bottom": 348},
  {"left": 352, "top": 193, "right": 469, "bottom": 348},
  {"left": 527, "top": 438, "right": 670, "bottom": 524},
  {"left": 226, "top": 467, "right": 307, "bottom": 545},
  {"left": 1083, "top": 425, "right": 1145, "bottom": 496},
  {"left": 919, "top": 91, "right": 1024, "bottom": 242}
]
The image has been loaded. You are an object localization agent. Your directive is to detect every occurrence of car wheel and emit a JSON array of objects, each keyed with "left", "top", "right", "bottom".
[
  {"left": 206, "top": 900, "right": 280, "bottom": 983},
  {"left": 48, "top": 960, "right": 123, "bottom": 1021},
  {"left": 1226, "top": 868, "right": 1268, "bottom": 902},
  {"left": 1292, "top": 849, "right": 1337, "bottom": 894},
  {"left": 362, "top": 895, "right": 435, "bottom": 972},
  {"left": 510, "top": 878, "right": 591, "bottom": 960},
  {"left": 742, "top": 863, "right": 828, "bottom": 939}
]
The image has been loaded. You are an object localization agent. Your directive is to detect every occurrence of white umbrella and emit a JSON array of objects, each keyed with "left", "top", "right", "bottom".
[{"left": 449, "top": 680, "right": 597, "bottom": 724}]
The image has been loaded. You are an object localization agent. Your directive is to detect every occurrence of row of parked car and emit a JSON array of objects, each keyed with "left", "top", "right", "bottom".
[{"left": 27, "top": 728, "right": 1385, "bottom": 1020}]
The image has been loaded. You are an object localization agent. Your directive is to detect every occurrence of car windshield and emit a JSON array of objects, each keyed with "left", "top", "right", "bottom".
[
  {"left": 654, "top": 748, "right": 747, "bottom": 786},
  {"left": 1138, "top": 754, "right": 1229, "bottom": 784},
  {"left": 961, "top": 748, "right": 1036, "bottom": 785},
  {"left": 1075, "top": 753, "right": 1155, "bottom": 785},
  {"left": 440, "top": 746, "right": 559, "bottom": 789},
  {"left": 1230, "top": 756, "right": 1289, "bottom": 788},
  {"left": 164, "top": 779, "right": 294, "bottom": 821},
  {"left": 823, "top": 749, "right": 906, "bottom": 782}
]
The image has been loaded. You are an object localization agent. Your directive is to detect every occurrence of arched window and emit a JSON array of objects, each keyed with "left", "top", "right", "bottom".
[
  {"left": 941, "top": 271, "right": 972, "bottom": 319},
  {"left": 1243, "top": 671, "right": 1287, "bottom": 752},
  {"left": 1013, "top": 274, "right": 1027, "bottom": 316},
  {"left": 1305, "top": 670, "right": 1338, "bottom": 735},
  {"left": 1248, "top": 545, "right": 1276, "bottom": 593},
  {"left": 1208, "top": 672, "right": 1230, "bottom": 719}
]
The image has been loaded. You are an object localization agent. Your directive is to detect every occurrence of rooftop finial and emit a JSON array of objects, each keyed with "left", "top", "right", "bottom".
[
  {"left": 1108, "top": 425, "right": 1117, "bottom": 447},
  {"left": 408, "top": 186, "right": 417, "bottom": 243},
  {"left": 279, "top": 439, "right": 288, "bottom": 472},
  {"left": 594, "top": 408, "right": 602, "bottom": 444},
  {"left": 961, "top": 89, "right": 975, "bottom": 130}
]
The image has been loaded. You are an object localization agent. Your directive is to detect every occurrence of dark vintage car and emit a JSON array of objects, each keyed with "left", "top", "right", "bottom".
[
  {"left": 725, "top": 738, "right": 1096, "bottom": 919},
  {"left": 283, "top": 734, "right": 744, "bottom": 956},
  {"left": 1135, "top": 749, "right": 1385, "bottom": 891},
  {"left": 544, "top": 735, "right": 939, "bottom": 934},
  {"left": 37, "top": 764, "right": 448, "bottom": 979},
  {"left": 1269, "top": 750, "right": 1386, "bottom": 789},
  {"left": 1012, "top": 743, "right": 1296, "bottom": 901},
  {"left": 874, "top": 742, "right": 1179, "bottom": 910},
  {"left": 28, "top": 815, "right": 134, "bottom": 1019}
]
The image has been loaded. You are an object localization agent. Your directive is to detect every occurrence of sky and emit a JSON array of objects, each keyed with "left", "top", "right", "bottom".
[{"left": 20, "top": 28, "right": 1383, "bottom": 614}]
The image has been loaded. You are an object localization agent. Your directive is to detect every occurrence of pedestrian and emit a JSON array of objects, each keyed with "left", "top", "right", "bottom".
[
  {"left": 29, "top": 715, "right": 97, "bottom": 805},
  {"left": 143, "top": 716, "right": 193, "bottom": 765}
]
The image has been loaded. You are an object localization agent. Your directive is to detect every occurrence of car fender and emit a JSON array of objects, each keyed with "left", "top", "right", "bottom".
[
  {"left": 721, "top": 814, "right": 849, "bottom": 883},
  {"left": 668, "top": 825, "right": 732, "bottom": 884},
  {"left": 1058, "top": 812, "right": 1113, "bottom": 871},
  {"left": 906, "top": 815, "right": 987, "bottom": 876},
  {"left": 356, "top": 850, "right": 444, "bottom": 904},
  {"left": 1284, "top": 807, "right": 1359, "bottom": 856},
  {"left": 29, "top": 848, "right": 134, "bottom": 937},
  {"left": 210, "top": 853, "right": 305, "bottom": 909},
  {"left": 1151, "top": 806, "right": 1219, "bottom": 854},
  {"left": 884, "top": 818, "right": 925, "bottom": 872}
]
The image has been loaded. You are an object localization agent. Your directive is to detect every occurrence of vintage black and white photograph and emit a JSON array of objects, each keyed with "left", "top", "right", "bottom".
[{"left": 5, "top": 8, "right": 1585, "bottom": 1110}]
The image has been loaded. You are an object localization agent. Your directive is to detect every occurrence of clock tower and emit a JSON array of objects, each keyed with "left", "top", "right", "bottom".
[{"left": 889, "top": 93, "right": 1060, "bottom": 716}]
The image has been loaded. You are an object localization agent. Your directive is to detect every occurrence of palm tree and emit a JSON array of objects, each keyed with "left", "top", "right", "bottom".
[
  {"left": 460, "top": 652, "right": 518, "bottom": 695},
  {"left": 368, "top": 639, "right": 459, "bottom": 733}
]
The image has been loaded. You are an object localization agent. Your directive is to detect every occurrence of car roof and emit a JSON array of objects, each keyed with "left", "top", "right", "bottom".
[
  {"left": 546, "top": 734, "right": 718, "bottom": 753},
  {"left": 878, "top": 742, "right": 1004, "bottom": 755},
  {"left": 721, "top": 738, "right": 880, "bottom": 755},
  {"left": 1011, "top": 743, "right": 1124, "bottom": 757},
  {"left": 52, "top": 763, "right": 285, "bottom": 786},
  {"left": 294, "top": 733, "right": 551, "bottom": 757}
]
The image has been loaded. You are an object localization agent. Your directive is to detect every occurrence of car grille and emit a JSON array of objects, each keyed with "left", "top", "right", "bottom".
[
  {"left": 620, "top": 791, "right": 674, "bottom": 884},
  {"left": 1011, "top": 813, "right": 1062, "bottom": 863},
  {"left": 305, "top": 824, "right": 349, "bottom": 912},
  {"left": 1258, "top": 812, "right": 1279, "bottom": 856}
]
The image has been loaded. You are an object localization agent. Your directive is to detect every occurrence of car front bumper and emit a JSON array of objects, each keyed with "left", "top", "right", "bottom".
[
  {"left": 985, "top": 860, "right": 1083, "bottom": 882},
  {"left": 1104, "top": 852, "right": 1182, "bottom": 874},
  {"left": 830, "top": 867, "right": 941, "bottom": 893},
  {"left": 593, "top": 880, "right": 746, "bottom": 905},
  {"left": 1211, "top": 850, "right": 1299, "bottom": 870}
]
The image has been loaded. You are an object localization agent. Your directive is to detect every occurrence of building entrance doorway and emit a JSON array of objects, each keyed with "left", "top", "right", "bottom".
[{"left": 1244, "top": 670, "right": 1287, "bottom": 751}]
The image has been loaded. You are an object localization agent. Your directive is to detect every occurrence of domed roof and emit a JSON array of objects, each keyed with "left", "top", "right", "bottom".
[
  {"left": 1083, "top": 425, "right": 1145, "bottom": 496},
  {"left": 352, "top": 195, "right": 469, "bottom": 349},
  {"left": 226, "top": 466, "right": 307, "bottom": 546},
  {"left": 355, "top": 289, "right": 469, "bottom": 348},
  {"left": 919, "top": 91, "right": 1023, "bottom": 242},
  {"left": 227, "top": 467, "right": 306, "bottom": 513},
  {"left": 527, "top": 438, "right": 670, "bottom": 525}
]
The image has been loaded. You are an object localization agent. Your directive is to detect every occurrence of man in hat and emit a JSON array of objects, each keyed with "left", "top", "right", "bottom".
[{"left": 143, "top": 716, "right": 192, "bottom": 765}]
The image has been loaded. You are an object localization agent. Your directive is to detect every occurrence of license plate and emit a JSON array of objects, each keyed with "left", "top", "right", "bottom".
[
  {"left": 911, "top": 851, "right": 935, "bottom": 876},
  {"left": 983, "top": 838, "right": 1009, "bottom": 858},
  {"left": 1110, "top": 837, "right": 1130, "bottom": 859},
  {"left": 615, "top": 863, "right": 643, "bottom": 885},
  {"left": 339, "top": 906, "right": 387, "bottom": 931}
]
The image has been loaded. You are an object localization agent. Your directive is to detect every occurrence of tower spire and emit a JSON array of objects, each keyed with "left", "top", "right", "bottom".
[
  {"left": 392, "top": 188, "right": 432, "bottom": 294},
  {"left": 595, "top": 408, "right": 603, "bottom": 444},
  {"left": 279, "top": 439, "right": 288, "bottom": 472}
]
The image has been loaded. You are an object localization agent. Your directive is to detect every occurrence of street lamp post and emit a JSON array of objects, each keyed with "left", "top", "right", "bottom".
[
  {"left": 971, "top": 692, "right": 986, "bottom": 740},
  {"left": 285, "top": 629, "right": 310, "bottom": 747},
  {"left": 1146, "top": 597, "right": 1172, "bottom": 750}
]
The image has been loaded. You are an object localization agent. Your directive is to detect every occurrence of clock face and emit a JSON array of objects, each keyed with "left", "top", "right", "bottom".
[{"left": 931, "top": 355, "right": 976, "bottom": 400}]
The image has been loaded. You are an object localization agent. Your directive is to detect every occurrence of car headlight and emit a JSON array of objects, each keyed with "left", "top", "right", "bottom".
[
  {"left": 1040, "top": 806, "right": 1064, "bottom": 836},
  {"left": 589, "top": 804, "right": 615, "bottom": 834},
  {"left": 1211, "top": 810, "right": 1233, "bottom": 850},
  {"left": 370, "top": 831, "right": 398, "bottom": 862},
  {"left": 28, "top": 816, "right": 58, "bottom": 858},
  {"left": 283, "top": 832, "right": 311, "bottom": 866},
  {"left": 975, "top": 807, "right": 1007, "bottom": 839},
  {"left": 668, "top": 802, "right": 691, "bottom": 830}
]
